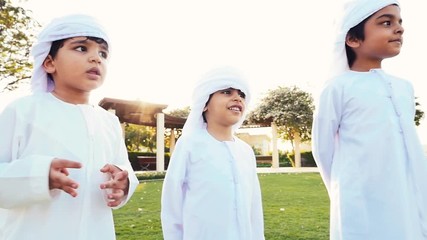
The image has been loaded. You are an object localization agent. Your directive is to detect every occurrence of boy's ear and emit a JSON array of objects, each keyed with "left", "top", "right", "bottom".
[
  {"left": 345, "top": 34, "right": 361, "bottom": 48},
  {"left": 42, "top": 55, "right": 56, "bottom": 74}
]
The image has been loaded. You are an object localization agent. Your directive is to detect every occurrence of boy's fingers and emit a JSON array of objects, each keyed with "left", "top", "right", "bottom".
[
  {"left": 106, "top": 190, "right": 125, "bottom": 207},
  {"left": 52, "top": 159, "right": 82, "bottom": 169},
  {"left": 100, "top": 164, "right": 116, "bottom": 174},
  {"left": 62, "top": 185, "right": 78, "bottom": 197},
  {"left": 60, "top": 168, "right": 70, "bottom": 176},
  {"left": 114, "top": 170, "right": 128, "bottom": 181}
]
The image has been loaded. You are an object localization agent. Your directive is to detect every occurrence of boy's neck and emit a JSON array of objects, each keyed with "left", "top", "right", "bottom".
[
  {"left": 51, "top": 89, "right": 90, "bottom": 105},
  {"left": 206, "top": 124, "right": 234, "bottom": 141},
  {"left": 350, "top": 59, "right": 382, "bottom": 72}
]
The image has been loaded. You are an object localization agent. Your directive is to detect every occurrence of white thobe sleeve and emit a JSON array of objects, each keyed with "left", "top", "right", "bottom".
[
  {"left": 251, "top": 172, "right": 265, "bottom": 240},
  {"left": 161, "top": 140, "right": 188, "bottom": 240},
  {"left": 110, "top": 119, "right": 139, "bottom": 209},
  {"left": 311, "top": 84, "right": 341, "bottom": 195},
  {"left": 0, "top": 106, "right": 54, "bottom": 208}
]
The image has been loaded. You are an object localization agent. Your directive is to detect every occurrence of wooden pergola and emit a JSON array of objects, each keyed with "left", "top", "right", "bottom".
[
  {"left": 99, "top": 97, "right": 281, "bottom": 170},
  {"left": 99, "top": 97, "right": 186, "bottom": 171}
]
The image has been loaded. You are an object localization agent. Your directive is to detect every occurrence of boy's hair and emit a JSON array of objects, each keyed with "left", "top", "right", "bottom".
[
  {"left": 48, "top": 36, "right": 108, "bottom": 59},
  {"left": 30, "top": 14, "right": 110, "bottom": 92},
  {"left": 330, "top": 0, "right": 399, "bottom": 77},
  {"left": 182, "top": 66, "right": 251, "bottom": 136},
  {"left": 345, "top": 3, "right": 399, "bottom": 68},
  {"left": 202, "top": 94, "right": 213, "bottom": 123},
  {"left": 345, "top": 18, "right": 368, "bottom": 68},
  {"left": 46, "top": 36, "right": 108, "bottom": 82}
]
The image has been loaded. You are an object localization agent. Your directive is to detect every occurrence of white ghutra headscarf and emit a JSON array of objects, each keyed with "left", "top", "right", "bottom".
[
  {"left": 330, "top": 0, "right": 399, "bottom": 77},
  {"left": 30, "top": 14, "right": 110, "bottom": 92},
  {"left": 182, "top": 66, "right": 251, "bottom": 136}
]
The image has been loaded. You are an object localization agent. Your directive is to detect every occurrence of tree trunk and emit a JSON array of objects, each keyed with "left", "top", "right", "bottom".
[
  {"left": 294, "top": 132, "right": 301, "bottom": 167},
  {"left": 271, "top": 122, "right": 280, "bottom": 168}
]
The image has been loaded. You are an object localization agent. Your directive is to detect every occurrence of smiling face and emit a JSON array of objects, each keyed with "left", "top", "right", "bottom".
[
  {"left": 346, "top": 4, "right": 404, "bottom": 70},
  {"left": 203, "top": 88, "right": 246, "bottom": 129},
  {"left": 43, "top": 36, "right": 109, "bottom": 102}
]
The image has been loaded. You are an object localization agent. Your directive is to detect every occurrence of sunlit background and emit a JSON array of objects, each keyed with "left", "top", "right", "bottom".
[{"left": 4, "top": 0, "right": 427, "bottom": 145}]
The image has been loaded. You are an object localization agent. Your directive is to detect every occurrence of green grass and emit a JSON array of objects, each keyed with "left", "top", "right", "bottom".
[{"left": 114, "top": 173, "right": 330, "bottom": 240}]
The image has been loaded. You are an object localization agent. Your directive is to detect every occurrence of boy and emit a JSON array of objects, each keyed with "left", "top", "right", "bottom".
[
  {"left": 0, "top": 14, "right": 139, "bottom": 240},
  {"left": 161, "top": 67, "right": 265, "bottom": 240},
  {"left": 312, "top": 0, "right": 427, "bottom": 239}
]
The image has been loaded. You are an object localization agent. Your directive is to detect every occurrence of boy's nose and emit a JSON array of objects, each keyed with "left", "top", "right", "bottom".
[
  {"left": 395, "top": 24, "right": 404, "bottom": 35},
  {"left": 232, "top": 92, "right": 242, "bottom": 101},
  {"left": 89, "top": 52, "right": 102, "bottom": 63}
]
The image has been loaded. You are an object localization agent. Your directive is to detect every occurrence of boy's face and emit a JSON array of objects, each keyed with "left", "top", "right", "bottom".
[
  {"left": 43, "top": 36, "right": 109, "bottom": 94},
  {"left": 203, "top": 88, "right": 246, "bottom": 127},
  {"left": 351, "top": 5, "right": 403, "bottom": 63}
]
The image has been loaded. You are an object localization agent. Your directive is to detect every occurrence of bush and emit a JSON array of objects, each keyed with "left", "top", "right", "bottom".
[
  {"left": 136, "top": 171, "right": 166, "bottom": 181},
  {"left": 287, "top": 151, "right": 317, "bottom": 167}
]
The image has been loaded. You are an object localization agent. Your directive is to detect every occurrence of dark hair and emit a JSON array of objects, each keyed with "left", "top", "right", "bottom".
[
  {"left": 345, "top": 18, "right": 368, "bottom": 68},
  {"left": 202, "top": 93, "right": 213, "bottom": 123},
  {"left": 46, "top": 37, "right": 108, "bottom": 81},
  {"left": 345, "top": 4, "right": 399, "bottom": 67},
  {"left": 48, "top": 36, "right": 108, "bottom": 59}
]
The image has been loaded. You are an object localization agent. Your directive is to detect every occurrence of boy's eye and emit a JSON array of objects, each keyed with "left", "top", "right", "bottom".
[
  {"left": 239, "top": 91, "right": 246, "bottom": 99},
  {"left": 99, "top": 51, "right": 108, "bottom": 59},
  {"left": 382, "top": 21, "right": 391, "bottom": 26},
  {"left": 221, "top": 90, "right": 231, "bottom": 94},
  {"left": 75, "top": 46, "right": 87, "bottom": 52}
]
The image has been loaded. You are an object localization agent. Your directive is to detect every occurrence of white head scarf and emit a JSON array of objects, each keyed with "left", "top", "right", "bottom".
[
  {"left": 182, "top": 66, "right": 251, "bottom": 136},
  {"left": 330, "top": 0, "right": 399, "bottom": 77},
  {"left": 30, "top": 14, "right": 110, "bottom": 92}
]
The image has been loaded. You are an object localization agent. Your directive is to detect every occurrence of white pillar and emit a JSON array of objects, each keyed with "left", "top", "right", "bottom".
[
  {"left": 271, "top": 122, "right": 279, "bottom": 168},
  {"left": 108, "top": 108, "right": 125, "bottom": 138},
  {"left": 156, "top": 113, "right": 165, "bottom": 171},
  {"left": 120, "top": 123, "right": 126, "bottom": 139}
]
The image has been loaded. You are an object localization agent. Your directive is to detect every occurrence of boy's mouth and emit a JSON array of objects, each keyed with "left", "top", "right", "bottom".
[
  {"left": 87, "top": 67, "right": 101, "bottom": 76},
  {"left": 228, "top": 105, "right": 242, "bottom": 112},
  {"left": 389, "top": 38, "right": 402, "bottom": 44}
]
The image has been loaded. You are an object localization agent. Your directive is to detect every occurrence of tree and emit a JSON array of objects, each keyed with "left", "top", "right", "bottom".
[
  {"left": 165, "top": 106, "right": 190, "bottom": 141},
  {"left": 0, "top": 0, "right": 40, "bottom": 92},
  {"left": 248, "top": 86, "right": 314, "bottom": 167},
  {"left": 415, "top": 98, "right": 425, "bottom": 126},
  {"left": 124, "top": 123, "right": 156, "bottom": 152},
  {"left": 166, "top": 106, "right": 190, "bottom": 118}
]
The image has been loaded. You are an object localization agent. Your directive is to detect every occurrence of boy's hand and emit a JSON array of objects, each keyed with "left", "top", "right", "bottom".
[
  {"left": 100, "top": 164, "right": 130, "bottom": 207},
  {"left": 49, "top": 158, "right": 82, "bottom": 197}
]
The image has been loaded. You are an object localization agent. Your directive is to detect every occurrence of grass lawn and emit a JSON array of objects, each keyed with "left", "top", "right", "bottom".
[{"left": 114, "top": 172, "right": 330, "bottom": 240}]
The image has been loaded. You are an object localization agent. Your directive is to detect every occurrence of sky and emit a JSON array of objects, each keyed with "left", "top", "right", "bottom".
[{"left": 4, "top": 0, "right": 427, "bottom": 144}]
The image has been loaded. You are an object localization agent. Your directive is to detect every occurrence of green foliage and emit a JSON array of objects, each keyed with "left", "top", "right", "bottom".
[
  {"left": 135, "top": 171, "right": 166, "bottom": 181},
  {"left": 0, "top": 0, "right": 40, "bottom": 92},
  {"left": 166, "top": 106, "right": 190, "bottom": 118},
  {"left": 125, "top": 124, "right": 156, "bottom": 152},
  {"left": 163, "top": 106, "right": 190, "bottom": 142},
  {"left": 248, "top": 86, "right": 314, "bottom": 143},
  {"left": 252, "top": 145, "right": 262, "bottom": 155},
  {"left": 113, "top": 173, "right": 330, "bottom": 239},
  {"left": 415, "top": 98, "right": 425, "bottom": 126},
  {"left": 287, "top": 151, "right": 317, "bottom": 167}
]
